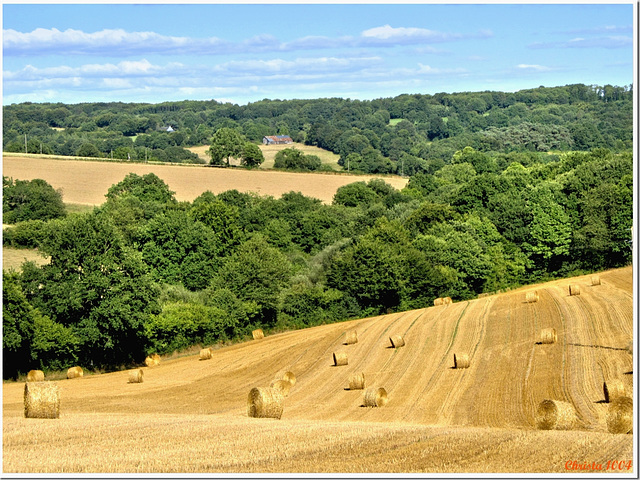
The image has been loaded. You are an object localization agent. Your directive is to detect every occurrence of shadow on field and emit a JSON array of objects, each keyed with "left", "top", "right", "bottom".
[{"left": 568, "top": 343, "right": 628, "bottom": 351}]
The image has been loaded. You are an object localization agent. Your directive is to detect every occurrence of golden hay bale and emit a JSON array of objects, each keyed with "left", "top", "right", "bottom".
[
  {"left": 128, "top": 368, "right": 144, "bottom": 384},
  {"left": 626, "top": 340, "right": 633, "bottom": 356},
  {"left": 344, "top": 330, "right": 358, "bottom": 345},
  {"left": 24, "top": 382, "right": 60, "bottom": 419},
  {"left": 525, "top": 291, "right": 539, "bottom": 303},
  {"left": 252, "top": 329, "right": 264, "bottom": 340},
  {"left": 443, "top": 297, "right": 453, "bottom": 305},
  {"left": 591, "top": 276, "right": 601, "bottom": 286},
  {"left": 607, "top": 396, "right": 633, "bottom": 434},
  {"left": 389, "top": 335, "right": 405, "bottom": 348},
  {"left": 270, "top": 379, "right": 292, "bottom": 397},
  {"left": 247, "top": 387, "right": 284, "bottom": 419},
  {"left": 348, "top": 372, "right": 366, "bottom": 390},
  {"left": 199, "top": 348, "right": 212, "bottom": 361},
  {"left": 454, "top": 353, "right": 470, "bottom": 369},
  {"left": 144, "top": 356, "right": 155, "bottom": 367},
  {"left": 603, "top": 379, "right": 626, "bottom": 403},
  {"left": 535, "top": 399, "right": 577, "bottom": 430},
  {"left": 66, "top": 366, "right": 83, "bottom": 379},
  {"left": 151, "top": 353, "right": 161, "bottom": 365},
  {"left": 282, "top": 371, "right": 296, "bottom": 387},
  {"left": 363, "top": 387, "right": 388, "bottom": 407},
  {"left": 26, "top": 370, "right": 45, "bottom": 382},
  {"left": 540, "top": 328, "right": 557, "bottom": 344},
  {"left": 569, "top": 284, "right": 580, "bottom": 296},
  {"left": 333, "top": 351, "right": 348, "bottom": 366},
  {"left": 433, "top": 297, "right": 444, "bottom": 306}
]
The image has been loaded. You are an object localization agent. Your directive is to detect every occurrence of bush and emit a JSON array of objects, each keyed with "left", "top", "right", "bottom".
[
  {"left": 2, "top": 219, "right": 49, "bottom": 248},
  {"left": 3, "top": 177, "right": 66, "bottom": 224}
]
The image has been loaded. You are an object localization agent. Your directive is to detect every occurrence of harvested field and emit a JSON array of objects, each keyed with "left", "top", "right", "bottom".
[
  {"left": 3, "top": 155, "right": 407, "bottom": 205},
  {"left": 2, "top": 266, "right": 633, "bottom": 474}
]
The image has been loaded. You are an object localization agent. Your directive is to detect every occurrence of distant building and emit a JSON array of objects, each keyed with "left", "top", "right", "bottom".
[
  {"left": 160, "top": 125, "right": 175, "bottom": 133},
  {"left": 262, "top": 135, "right": 293, "bottom": 145}
]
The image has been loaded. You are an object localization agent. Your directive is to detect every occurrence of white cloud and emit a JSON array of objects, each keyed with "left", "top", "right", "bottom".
[{"left": 517, "top": 64, "right": 551, "bottom": 71}]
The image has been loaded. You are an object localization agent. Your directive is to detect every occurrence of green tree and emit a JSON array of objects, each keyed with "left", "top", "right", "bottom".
[
  {"left": 3, "top": 177, "right": 66, "bottom": 224},
  {"left": 240, "top": 142, "right": 265, "bottom": 167},
  {"left": 105, "top": 172, "right": 176, "bottom": 205},
  {"left": 208, "top": 127, "right": 245, "bottom": 166}
]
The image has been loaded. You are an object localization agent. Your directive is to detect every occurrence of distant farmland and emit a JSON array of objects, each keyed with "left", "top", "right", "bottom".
[{"left": 2, "top": 155, "right": 408, "bottom": 206}]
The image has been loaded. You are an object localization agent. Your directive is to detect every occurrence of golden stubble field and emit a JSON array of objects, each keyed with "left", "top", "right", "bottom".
[
  {"left": 3, "top": 153, "right": 406, "bottom": 206},
  {"left": 2, "top": 267, "right": 635, "bottom": 474}
]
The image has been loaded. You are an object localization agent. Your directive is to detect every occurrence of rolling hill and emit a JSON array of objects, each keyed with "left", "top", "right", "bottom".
[{"left": 2, "top": 266, "right": 634, "bottom": 474}]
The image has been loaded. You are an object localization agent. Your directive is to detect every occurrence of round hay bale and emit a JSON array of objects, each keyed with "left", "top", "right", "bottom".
[
  {"left": 24, "top": 382, "right": 60, "bottom": 419},
  {"left": 151, "top": 353, "right": 161, "bottom": 365},
  {"left": 607, "top": 396, "right": 633, "bottom": 434},
  {"left": 569, "top": 284, "right": 580, "bottom": 296},
  {"left": 348, "top": 372, "right": 366, "bottom": 390},
  {"left": 333, "top": 352, "right": 348, "bottom": 366},
  {"left": 270, "top": 379, "right": 292, "bottom": 397},
  {"left": 128, "top": 368, "right": 144, "bottom": 384},
  {"left": 199, "top": 348, "right": 212, "bottom": 361},
  {"left": 282, "top": 371, "right": 296, "bottom": 387},
  {"left": 443, "top": 297, "right": 453, "bottom": 305},
  {"left": 144, "top": 356, "right": 155, "bottom": 367},
  {"left": 626, "top": 340, "right": 633, "bottom": 356},
  {"left": 252, "top": 329, "right": 264, "bottom": 340},
  {"left": 389, "top": 335, "right": 405, "bottom": 348},
  {"left": 26, "top": 370, "right": 45, "bottom": 382},
  {"left": 603, "top": 379, "right": 626, "bottom": 403},
  {"left": 66, "top": 366, "right": 83, "bottom": 379},
  {"left": 535, "top": 399, "right": 577, "bottom": 430},
  {"left": 247, "top": 387, "right": 284, "bottom": 419},
  {"left": 363, "top": 387, "right": 388, "bottom": 407},
  {"left": 591, "top": 276, "right": 601, "bottom": 286},
  {"left": 344, "top": 330, "right": 358, "bottom": 345},
  {"left": 433, "top": 297, "right": 444, "bottom": 306},
  {"left": 453, "top": 353, "right": 470, "bottom": 369},
  {"left": 540, "top": 328, "right": 557, "bottom": 344},
  {"left": 525, "top": 291, "right": 539, "bottom": 303}
]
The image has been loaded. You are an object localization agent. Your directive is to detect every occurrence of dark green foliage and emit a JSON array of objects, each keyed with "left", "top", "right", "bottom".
[
  {"left": 241, "top": 142, "right": 265, "bottom": 167},
  {"left": 2, "top": 219, "right": 49, "bottom": 248},
  {"left": 273, "top": 147, "right": 322, "bottom": 171},
  {"left": 3, "top": 177, "right": 66, "bottom": 224},
  {"left": 105, "top": 172, "right": 176, "bottom": 204}
]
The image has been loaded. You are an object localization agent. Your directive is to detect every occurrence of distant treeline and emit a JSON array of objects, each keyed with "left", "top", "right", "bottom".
[
  {"left": 3, "top": 83, "right": 633, "bottom": 173},
  {"left": 3, "top": 144, "right": 633, "bottom": 377}
]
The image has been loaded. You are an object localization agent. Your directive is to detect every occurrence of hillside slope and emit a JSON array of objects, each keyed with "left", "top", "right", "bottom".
[{"left": 3, "top": 266, "right": 634, "bottom": 473}]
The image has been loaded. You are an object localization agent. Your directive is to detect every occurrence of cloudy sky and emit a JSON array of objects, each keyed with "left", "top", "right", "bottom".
[{"left": 2, "top": 2, "right": 635, "bottom": 105}]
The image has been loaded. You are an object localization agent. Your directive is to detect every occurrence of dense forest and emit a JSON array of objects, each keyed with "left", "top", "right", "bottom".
[
  {"left": 3, "top": 83, "right": 634, "bottom": 378},
  {"left": 3, "top": 83, "right": 633, "bottom": 173}
]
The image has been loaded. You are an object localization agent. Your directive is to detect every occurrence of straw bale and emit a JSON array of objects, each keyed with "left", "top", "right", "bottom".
[
  {"left": 144, "top": 356, "right": 155, "bottom": 367},
  {"left": 591, "top": 276, "right": 601, "bottom": 286},
  {"left": 26, "top": 370, "right": 44, "bottom": 382},
  {"left": 252, "top": 329, "right": 264, "bottom": 340},
  {"left": 454, "top": 353, "right": 470, "bottom": 369},
  {"left": 442, "top": 297, "right": 453, "bottom": 305},
  {"left": 535, "top": 399, "right": 577, "bottom": 430},
  {"left": 433, "top": 297, "right": 444, "bottom": 306},
  {"left": 603, "top": 379, "right": 626, "bottom": 403},
  {"left": 199, "top": 348, "right": 212, "bottom": 361},
  {"left": 540, "top": 328, "right": 557, "bottom": 344},
  {"left": 525, "top": 291, "right": 539, "bottom": 303},
  {"left": 344, "top": 330, "right": 358, "bottom": 345},
  {"left": 348, "top": 372, "right": 366, "bottom": 390},
  {"left": 270, "top": 379, "right": 292, "bottom": 397},
  {"left": 389, "top": 335, "right": 405, "bottom": 348},
  {"left": 626, "top": 340, "right": 633, "bottom": 356},
  {"left": 333, "top": 351, "right": 348, "bottom": 366},
  {"left": 247, "top": 387, "right": 284, "bottom": 419},
  {"left": 607, "top": 396, "right": 633, "bottom": 434},
  {"left": 24, "top": 382, "right": 60, "bottom": 419},
  {"left": 128, "top": 368, "right": 144, "bottom": 384},
  {"left": 363, "top": 387, "right": 388, "bottom": 407},
  {"left": 151, "top": 354, "right": 161, "bottom": 365},
  {"left": 569, "top": 284, "right": 580, "bottom": 296},
  {"left": 282, "top": 371, "right": 296, "bottom": 387},
  {"left": 66, "top": 366, "right": 83, "bottom": 379}
]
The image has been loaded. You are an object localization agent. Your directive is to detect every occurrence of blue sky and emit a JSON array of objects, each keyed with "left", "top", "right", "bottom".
[{"left": 2, "top": 3, "right": 635, "bottom": 105}]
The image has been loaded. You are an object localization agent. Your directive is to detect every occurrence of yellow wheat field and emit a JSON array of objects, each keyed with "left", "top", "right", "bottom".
[
  {"left": 2, "top": 266, "right": 634, "bottom": 474},
  {"left": 3, "top": 154, "right": 408, "bottom": 205}
]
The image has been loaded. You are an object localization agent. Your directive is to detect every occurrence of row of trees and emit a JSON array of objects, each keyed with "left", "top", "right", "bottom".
[
  {"left": 3, "top": 83, "right": 633, "bottom": 174},
  {"left": 3, "top": 146, "right": 632, "bottom": 378}
]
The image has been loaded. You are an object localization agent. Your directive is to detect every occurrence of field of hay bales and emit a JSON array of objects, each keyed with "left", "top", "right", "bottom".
[
  {"left": 3, "top": 153, "right": 403, "bottom": 205},
  {"left": 2, "top": 266, "right": 634, "bottom": 474}
]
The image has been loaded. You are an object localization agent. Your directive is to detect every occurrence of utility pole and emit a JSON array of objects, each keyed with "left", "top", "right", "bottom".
[{"left": 24, "top": 134, "right": 27, "bottom": 153}]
